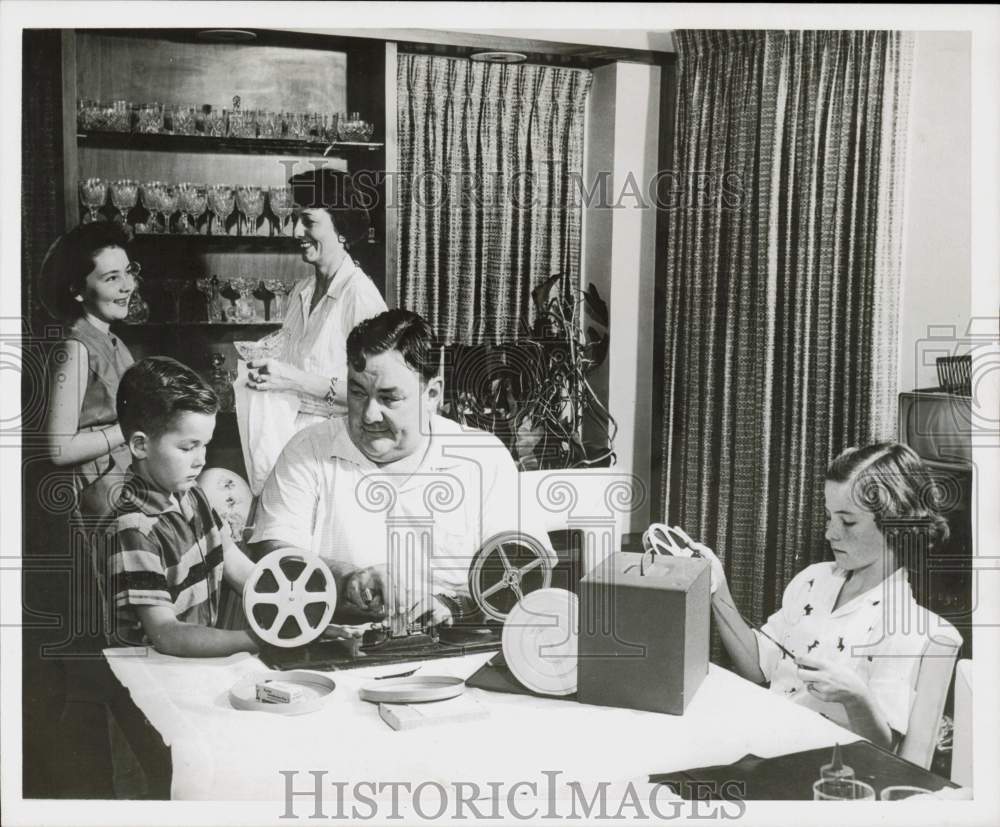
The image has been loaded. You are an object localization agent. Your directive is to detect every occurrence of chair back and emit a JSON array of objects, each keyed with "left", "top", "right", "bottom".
[
  {"left": 898, "top": 615, "right": 962, "bottom": 769},
  {"left": 951, "top": 658, "right": 972, "bottom": 786}
]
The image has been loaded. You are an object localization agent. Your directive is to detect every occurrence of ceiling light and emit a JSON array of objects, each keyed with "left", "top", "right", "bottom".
[{"left": 469, "top": 51, "right": 528, "bottom": 64}]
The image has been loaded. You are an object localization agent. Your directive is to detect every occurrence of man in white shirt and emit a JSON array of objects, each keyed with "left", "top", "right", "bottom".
[{"left": 249, "top": 309, "right": 555, "bottom": 627}]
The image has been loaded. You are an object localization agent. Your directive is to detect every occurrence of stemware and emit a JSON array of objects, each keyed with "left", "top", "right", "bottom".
[
  {"left": 159, "top": 184, "right": 179, "bottom": 234},
  {"left": 196, "top": 275, "right": 225, "bottom": 322},
  {"left": 253, "top": 280, "right": 276, "bottom": 321},
  {"left": 79, "top": 178, "right": 107, "bottom": 224},
  {"left": 235, "top": 185, "right": 265, "bottom": 236},
  {"left": 264, "top": 279, "right": 290, "bottom": 321},
  {"left": 109, "top": 179, "right": 139, "bottom": 229},
  {"left": 140, "top": 181, "right": 164, "bottom": 234},
  {"left": 177, "top": 182, "right": 208, "bottom": 234},
  {"left": 207, "top": 184, "right": 235, "bottom": 236},
  {"left": 267, "top": 186, "right": 294, "bottom": 236}
]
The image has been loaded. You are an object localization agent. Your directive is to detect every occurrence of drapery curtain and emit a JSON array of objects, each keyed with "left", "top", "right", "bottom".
[
  {"left": 655, "top": 31, "right": 914, "bottom": 625},
  {"left": 396, "top": 54, "right": 592, "bottom": 344}
]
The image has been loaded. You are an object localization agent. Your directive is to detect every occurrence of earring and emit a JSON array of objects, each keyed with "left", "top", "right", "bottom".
[{"left": 338, "top": 235, "right": 346, "bottom": 245}]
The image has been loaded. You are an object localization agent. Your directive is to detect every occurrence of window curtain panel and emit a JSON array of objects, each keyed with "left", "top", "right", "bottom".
[
  {"left": 655, "top": 31, "right": 914, "bottom": 625},
  {"left": 396, "top": 54, "right": 592, "bottom": 344}
]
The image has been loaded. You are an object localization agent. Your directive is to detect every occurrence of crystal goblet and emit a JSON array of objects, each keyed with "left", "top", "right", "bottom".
[
  {"left": 109, "top": 179, "right": 138, "bottom": 229},
  {"left": 79, "top": 178, "right": 107, "bottom": 224},
  {"left": 207, "top": 184, "right": 235, "bottom": 236},
  {"left": 267, "top": 186, "right": 294, "bottom": 236}
]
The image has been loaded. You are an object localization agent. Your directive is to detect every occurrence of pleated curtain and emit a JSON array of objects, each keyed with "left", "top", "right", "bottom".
[
  {"left": 396, "top": 54, "right": 592, "bottom": 344},
  {"left": 656, "top": 31, "right": 914, "bottom": 625}
]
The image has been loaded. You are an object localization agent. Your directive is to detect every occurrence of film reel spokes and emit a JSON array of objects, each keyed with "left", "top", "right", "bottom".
[
  {"left": 244, "top": 549, "right": 337, "bottom": 648},
  {"left": 469, "top": 532, "right": 554, "bottom": 623}
]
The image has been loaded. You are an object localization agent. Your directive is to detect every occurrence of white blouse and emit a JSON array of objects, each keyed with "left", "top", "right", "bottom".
[
  {"left": 281, "top": 256, "right": 387, "bottom": 420},
  {"left": 754, "top": 561, "right": 961, "bottom": 735}
]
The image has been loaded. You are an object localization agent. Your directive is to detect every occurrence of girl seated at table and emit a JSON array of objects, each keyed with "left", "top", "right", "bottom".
[{"left": 694, "top": 442, "right": 960, "bottom": 750}]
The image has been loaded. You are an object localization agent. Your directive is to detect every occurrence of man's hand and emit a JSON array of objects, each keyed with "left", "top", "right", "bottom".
[
  {"left": 341, "top": 566, "right": 387, "bottom": 619},
  {"left": 320, "top": 622, "right": 367, "bottom": 657},
  {"left": 404, "top": 595, "right": 454, "bottom": 629}
]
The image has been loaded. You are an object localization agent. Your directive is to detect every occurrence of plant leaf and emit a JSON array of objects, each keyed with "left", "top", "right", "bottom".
[{"left": 584, "top": 283, "right": 609, "bottom": 328}]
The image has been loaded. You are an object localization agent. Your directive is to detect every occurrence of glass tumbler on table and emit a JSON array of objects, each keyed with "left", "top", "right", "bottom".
[{"left": 812, "top": 778, "right": 876, "bottom": 801}]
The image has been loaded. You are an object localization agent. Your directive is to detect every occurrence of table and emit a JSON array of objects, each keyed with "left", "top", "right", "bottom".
[{"left": 105, "top": 647, "right": 863, "bottom": 806}]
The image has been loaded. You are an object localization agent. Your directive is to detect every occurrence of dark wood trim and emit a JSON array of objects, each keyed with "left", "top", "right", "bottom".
[
  {"left": 76, "top": 130, "right": 384, "bottom": 158},
  {"left": 650, "top": 58, "right": 678, "bottom": 522},
  {"left": 60, "top": 29, "right": 78, "bottom": 233},
  {"left": 396, "top": 39, "right": 674, "bottom": 69}
]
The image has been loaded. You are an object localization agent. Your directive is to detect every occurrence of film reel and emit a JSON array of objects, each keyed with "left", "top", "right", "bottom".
[
  {"left": 469, "top": 531, "right": 554, "bottom": 622},
  {"left": 243, "top": 549, "right": 337, "bottom": 648}
]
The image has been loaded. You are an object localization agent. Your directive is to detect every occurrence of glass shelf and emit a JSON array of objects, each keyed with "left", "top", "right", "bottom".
[
  {"left": 127, "top": 233, "right": 301, "bottom": 250},
  {"left": 77, "top": 130, "right": 384, "bottom": 158}
]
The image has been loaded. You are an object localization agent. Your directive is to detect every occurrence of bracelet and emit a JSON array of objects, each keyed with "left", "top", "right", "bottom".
[
  {"left": 100, "top": 428, "right": 112, "bottom": 454},
  {"left": 325, "top": 376, "right": 339, "bottom": 407}
]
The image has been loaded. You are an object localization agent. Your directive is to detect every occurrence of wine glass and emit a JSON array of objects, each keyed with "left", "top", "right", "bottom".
[
  {"left": 236, "top": 185, "right": 264, "bottom": 236},
  {"left": 159, "top": 184, "right": 179, "bottom": 234},
  {"left": 79, "top": 178, "right": 107, "bottom": 224},
  {"left": 140, "top": 181, "right": 164, "bottom": 234},
  {"left": 264, "top": 279, "right": 289, "bottom": 321},
  {"left": 109, "top": 179, "right": 139, "bottom": 229},
  {"left": 267, "top": 186, "right": 294, "bottom": 236},
  {"left": 177, "top": 182, "right": 207, "bottom": 234},
  {"left": 207, "top": 184, "right": 235, "bottom": 236}
]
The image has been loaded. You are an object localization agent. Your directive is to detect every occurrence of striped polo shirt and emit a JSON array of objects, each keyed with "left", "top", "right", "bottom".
[{"left": 101, "top": 470, "right": 226, "bottom": 646}]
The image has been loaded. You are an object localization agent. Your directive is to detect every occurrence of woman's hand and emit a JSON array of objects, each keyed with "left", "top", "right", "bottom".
[
  {"left": 246, "top": 358, "right": 300, "bottom": 393},
  {"left": 795, "top": 654, "right": 869, "bottom": 704}
]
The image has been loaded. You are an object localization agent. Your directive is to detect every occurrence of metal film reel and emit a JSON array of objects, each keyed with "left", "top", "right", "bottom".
[
  {"left": 243, "top": 549, "right": 337, "bottom": 648},
  {"left": 469, "top": 531, "right": 554, "bottom": 622}
]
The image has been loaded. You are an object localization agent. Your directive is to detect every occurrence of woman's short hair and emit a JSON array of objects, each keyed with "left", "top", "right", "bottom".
[
  {"left": 39, "top": 222, "right": 132, "bottom": 321},
  {"left": 117, "top": 356, "right": 218, "bottom": 439},
  {"left": 827, "top": 442, "right": 950, "bottom": 552},
  {"left": 346, "top": 309, "right": 439, "bottom": 383}
]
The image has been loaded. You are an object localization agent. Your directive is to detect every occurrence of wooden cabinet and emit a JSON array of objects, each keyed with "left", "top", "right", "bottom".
[{"left": 56, "top": 28, "right": 397, "bottom": 473}]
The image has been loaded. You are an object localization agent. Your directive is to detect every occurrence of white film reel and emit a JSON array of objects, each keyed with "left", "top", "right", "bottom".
[
  {"left": 469, "top": 531, "right": 554, "bottom": 622},
  {"left": 243, "top": 549, "right": 337, "bottom": 648}
]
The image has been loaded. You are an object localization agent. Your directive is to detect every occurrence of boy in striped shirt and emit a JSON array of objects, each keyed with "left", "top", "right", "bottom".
[{"left": 101, "top": 356, "right": 259, "bottom": 656}]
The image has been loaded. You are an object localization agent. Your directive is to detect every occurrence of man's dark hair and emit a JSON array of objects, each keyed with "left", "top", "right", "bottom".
[
  {"left": 40, "top": 222, "right": 132, "bottom": 320},
  {"left": 117, "top": 356, "right": 219, "bottom": 439},
  {"left": 346, "top": 309, "right": 439, "bottom": 383}
]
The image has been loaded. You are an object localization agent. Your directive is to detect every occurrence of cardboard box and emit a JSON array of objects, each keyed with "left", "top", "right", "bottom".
[{"left": 577, "top": 552, "right": 710, "bottom": 714}]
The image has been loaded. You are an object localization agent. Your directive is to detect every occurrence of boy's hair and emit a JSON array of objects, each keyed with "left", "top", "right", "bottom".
[
  {"left": 117, "top": 357, "right": 219, "bottom": 439},
  {"left": 346, "top": 308, "right": 440, "bottom": 383}
]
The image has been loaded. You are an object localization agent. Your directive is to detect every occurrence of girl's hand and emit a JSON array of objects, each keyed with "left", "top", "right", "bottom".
[
  {"left": 246, "top": 358, "right": 298, "bottom": 393},
  {"left": 795, "top": 654, "right": 869, "bottom": 704}
]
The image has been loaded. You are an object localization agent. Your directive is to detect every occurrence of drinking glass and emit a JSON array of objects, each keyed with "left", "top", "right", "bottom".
[
  {"left": 267, "top": 186, "right": 294, "bottom": 236},
  {"left": 879, "top": 786, "right": 933, "bottom": 802},
  {"left": 177, "top": 182, "right": 207, "bottom": 234},
  {"left": 207, "top": 184, "right": 235, "bottom": 236},
  {"left": 258, "top": 110, "right": 279, "bottom": 139},
  {"left": 236, "top": 185, "right": 265, "bottom": 236},
  {"left": 107, "top": 100, "right": 131, "bottom": 132},
  {"left": 196, "top": 276, "right": 224, "bottom": 322},
  {"left": 79, "top": 178, "right": 107, "bottom": 224},
  {"left": 77, "top": 98, "right": 98, "bottom": 131},
  {"left": 264, "top": 279, "right": 289, "bottom": 321},
  {"left": 109, "top": 179, "right": 139, "bottom": 228},
  {"left": 204, "top": 108, "right": 226, "bottom": 137},
  {"left": 171, "top": 105, "right": 196, "bottom": 135},
  {"left": 140, "top": 181, "right": 164, "bottom": 234},
  {"left": 812, "top": 779, "right": 876, "bottom": 801},
  {"left": 159, "top": 184, "right": 179, "bottom": 234},
  {"left": 136, "top": 103, "right": 163, "bottom": 134}
]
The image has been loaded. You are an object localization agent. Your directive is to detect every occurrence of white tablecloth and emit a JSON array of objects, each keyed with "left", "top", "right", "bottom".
[{"left": 105, "top": 648, "right": 861, "bottom": 803}]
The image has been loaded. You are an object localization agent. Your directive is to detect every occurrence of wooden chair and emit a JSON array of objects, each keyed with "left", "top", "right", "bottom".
[{"left": 898, "top": 616, "right": 962, "bottom": 769}]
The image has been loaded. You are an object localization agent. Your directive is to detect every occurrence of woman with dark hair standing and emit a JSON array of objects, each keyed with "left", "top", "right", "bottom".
[
  {"left": 42, "top": 221, "right": 139, "bottom": 511},
  {"left": 237, "top": 167, "right": 387, "bottom": 493},
  {"left": 691, "top": 442, "right": 959, "bottom": 750}
]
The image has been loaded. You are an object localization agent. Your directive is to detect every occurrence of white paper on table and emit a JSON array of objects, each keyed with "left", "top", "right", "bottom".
[{"left": 233, "top": 361, "right": 301, "bottom": 495}]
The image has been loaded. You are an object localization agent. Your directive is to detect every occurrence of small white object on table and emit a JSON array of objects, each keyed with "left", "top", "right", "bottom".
[{"left": 104, "top": 648, "right": 861, "bottom": 802}]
